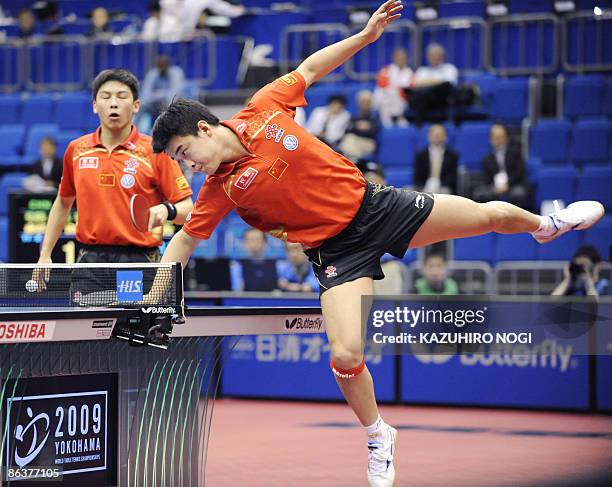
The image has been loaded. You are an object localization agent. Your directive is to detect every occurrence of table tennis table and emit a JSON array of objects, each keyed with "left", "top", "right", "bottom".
[{"left": 0, "top": 301, "right": 323, "bottom": 486}]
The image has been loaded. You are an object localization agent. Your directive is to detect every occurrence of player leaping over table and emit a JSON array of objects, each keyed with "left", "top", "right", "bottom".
[{"left": 149, "top": 1, "right": 605, "bottom": 485}]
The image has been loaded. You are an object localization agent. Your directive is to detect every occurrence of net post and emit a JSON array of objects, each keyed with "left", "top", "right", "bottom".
[{"left": 174, "top": 262, "right": 186, "bottom": 323}]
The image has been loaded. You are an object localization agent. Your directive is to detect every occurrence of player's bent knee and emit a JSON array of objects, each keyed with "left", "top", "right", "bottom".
[{"left": 330, "top": 356, "right": 365, "bottom": 380}]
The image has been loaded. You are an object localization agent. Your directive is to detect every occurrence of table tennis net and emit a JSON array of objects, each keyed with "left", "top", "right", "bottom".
[{"left": 0, "top": 263, "right": 182, "bottom": 308}]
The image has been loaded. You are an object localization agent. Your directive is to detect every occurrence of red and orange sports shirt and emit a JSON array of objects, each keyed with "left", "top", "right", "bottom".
[
  {"left": 59, "top": 126, "right": 193, "bottom": 247},
  {"left": 183, "top": 71, "right": 366, "bottom": 248}
]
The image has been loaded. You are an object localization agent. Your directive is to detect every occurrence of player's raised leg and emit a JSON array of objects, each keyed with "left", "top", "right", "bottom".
[
  {"left": 321, "top": 277, "right": 397, "bottom": 487},
  {"left": 408, "top": 194, "right": 605, "bottom": 249}
]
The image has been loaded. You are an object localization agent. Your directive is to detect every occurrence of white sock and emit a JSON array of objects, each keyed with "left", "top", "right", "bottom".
[
  {"left": 365, "top": 415, "right": 384, "bottom": 436},
  {"left": 533, "top": 215, "right": 557, "bottom": 236}
]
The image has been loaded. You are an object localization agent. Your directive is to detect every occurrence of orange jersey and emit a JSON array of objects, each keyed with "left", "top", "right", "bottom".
[
  {"left": 59, "top": 126, "right": 193, "bottom": 247},
  {"left": 184, "top": 71, "right": 366, "bottom": 248}
]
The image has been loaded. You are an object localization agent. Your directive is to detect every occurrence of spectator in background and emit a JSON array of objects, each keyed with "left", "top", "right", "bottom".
[
  {"left": 277, "top": 242, "right": 318, "bottom": 292},
  {"left": 356, "top": 160, "right": 386, "bottom": 186},
  {"left": 137, "top": 55, "right": 185, "bottom": 133},
  {"left": 339, "top": 90, "right": 380, "bottom": 161},
  {"left": 373, "top": 48, "right": 413, "bottom": 127},
  {"left": 414, "top": 124, "right": 458, "bottom": 194},
  {"left": 230, "top": 228, "right": 278, "bottom": 292},
  {"left": 141, "top": 1, "right": 161, "bottom": 40},
  {"left": 408, "top": 43, "right": 458, "bottom": 125},
  {"left": 30, "top": 137, "right": 63, "bottom": 188},
  {"left": 87, "top": 7, "right": 112, "bottom": 37},
  {"left": 552, "top": 245, "right": 610, "bottom": 296},
  {"left": 414, "top": 253, "right": 459, "bottom": 295},
  {"left": 306, "top": 95, "right": 351, "bottom": 149},
  {"left": 17, "top": 9, "right": 36, "bottom": 38},
  {"left": 473, "top": 124, "right": 530, "bottom": 210}
]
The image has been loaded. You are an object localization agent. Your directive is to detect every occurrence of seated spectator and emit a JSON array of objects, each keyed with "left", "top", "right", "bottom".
[
  {"left": 88, "top": 7, "right": 113, "bottom": 37},
  {"left": 30, "top": 137, "right": 63, "bottom": 188},
  {"left": 473, "top": 124, "right": 531, "bottom": 210},
  {"left": 306, "top": 95, "right": 351, "bottom": 149},
  {"left": 414, "top": 124, "right": 458, "bottom": 194},
  {"left": 373, "top": 48, "right": 413, "bottom": 127},
  {"left": 407, "top": 43, "right": 458, "bottom": 125},
  {"left": 552, "top": 245, "right": 610, "bottom": 296},
  {"left": 276, "top": 242, "right": 318, "bottom": 292},
  {"left": 17, "top": 9, "right": 36, "bottom": 38},
  {"left": 230, "top": 228, "right": 278, "bottom": 292},
  {"left": 356, "top": 160, "right": 386, "bottom": 186},
  {"left": 339, "top": 90, "right": 381, "bottom": 160},
  {"left": 414, "top": 253, "right": 459, "bottom": 295},
  {"left": 141, "top": 1, "right": 161, "bottom": 40},
  {"left": 137, "top": 55, "right": 185, "bottom": 133}
]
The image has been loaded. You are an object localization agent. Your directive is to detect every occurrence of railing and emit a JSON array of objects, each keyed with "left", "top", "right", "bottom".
[
  {"left": 488, "top": 14, "right": 559, "bottom": 76},
  {"left": 562, "top": 10, "right": 612, "bottom": 73}
]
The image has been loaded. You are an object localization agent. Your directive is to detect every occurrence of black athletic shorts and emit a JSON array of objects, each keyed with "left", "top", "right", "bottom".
[
  {"left": 71, "top": 244, "right": 161, "bottom": 303},
  {"left": 304, "top": 182, "right": 434, "bottom": 294}
]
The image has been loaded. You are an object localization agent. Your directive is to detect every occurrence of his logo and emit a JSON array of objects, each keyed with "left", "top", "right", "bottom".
[
  {"left": 283, "top": 135, "right": 299, "bottom": 151},
  {"left": 120, "top": 174, "right": 135, "bottom": 189},
  {"left": 79, "top": 157, "right": 99, "bottom": 169},
  {"left": 415, "top": 194, "right": 425, "bottom": 209},
  {"left": 285, "top": 318, "right": 298, "bottom": 330},
  {"left": 13, "top": 407, "right": 51, "bottom": 467},
  {"left": 325, "top": 265, "right": 338, "bottom": 278},
  {"left": 234, "top": 167, "right": 259, "bottom": 190}
]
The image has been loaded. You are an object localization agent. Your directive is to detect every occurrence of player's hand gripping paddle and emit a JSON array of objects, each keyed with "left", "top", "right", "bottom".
[{"left": 130, "top": 194, "right": 150, "bottom": 232}]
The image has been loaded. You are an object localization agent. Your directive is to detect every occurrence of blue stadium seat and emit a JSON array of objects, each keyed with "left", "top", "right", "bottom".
[
  {"left": 454, "top": 234, "right": 496, "bottom": 262},
  {"left": 25, "top": 124, "right": 60, "bottom": 158},
  {"left": 570, "top": 119, "right": 611, "bottom": 164},
  {"left": 385, "top": 168, "right": 412, "bottom": 188},
  {"left": 0, "top": 172, "right": 28, "bottom": 217},
  {"left": 606, "top": 77, "right": 612, "bottom": 117},
  {"left": 583, "top": 216, "right": 612, "bottom": 261},
  {"left": 56, "top": 92, "right": 90, "bottom": 130},
  {"left": 496, "top": 234, "right": 537, "bottom": 261},
  {"left": 529, "top": 119, "right": 571, "bottom": 164},
  {"left": 564, "top": 75, "right": 605, "bottom": 120},
  {"left": 304, "top": 83, "right": 346, "bottom": 115},
  {"left": 536, "top": 165, "right": 578, "bottom": 207},
  {"left": 0, "top": 95, "right": 21, "bottom": 125},
  {"left": 20, "top": 94, "right": 55, "bottom": 125},
  {"left": 55, "top": 131, "right": 81, "bottom": 158},
  {"left": 575, "top": 165, "right": 612, "bottom": 209},
  {"left": 0, "top": 217, "right": 7, "bottom": 261},
  {"left": 490, "top": 78, "right": 528, "bottom": 123},
  {"left": 0, "top": 124, "right": 26, "bottom": 157},
  {"left": 537, "top": 231, "right": 581, "bottom": 260},
  {"left": 454, "top": 122, "right": 492, "bottom": 171},
  {"left": 378, "top": 127, "right": 417, "bottom": 167}
]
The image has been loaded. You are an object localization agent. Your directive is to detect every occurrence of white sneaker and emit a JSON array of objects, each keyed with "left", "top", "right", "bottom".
[
  {"left": 367, "top": 423, "right": 397, "bottom": 487},
  {"left": 533, "top": 201, "right": 605, "bottom": 244}
]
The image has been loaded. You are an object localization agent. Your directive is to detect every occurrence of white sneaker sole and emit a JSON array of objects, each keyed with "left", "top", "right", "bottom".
[{"left": 537, "top": 201, "right": 605, "bottom": 244}]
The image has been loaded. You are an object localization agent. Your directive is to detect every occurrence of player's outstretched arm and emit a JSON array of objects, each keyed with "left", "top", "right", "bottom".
[{"left": 296, "top": 0, "right": 403, "bottom": 88}]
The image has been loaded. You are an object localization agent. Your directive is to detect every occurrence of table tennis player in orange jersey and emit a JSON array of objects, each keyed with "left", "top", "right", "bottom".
[
  {"left": 36, "top": 69, "right": 193, "bottom": 273},
  {"left": 150, "top": 2, "right": 604, "bottom": 485}
]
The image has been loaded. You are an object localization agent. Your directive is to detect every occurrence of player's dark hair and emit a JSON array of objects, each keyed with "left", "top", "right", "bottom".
[
  {"left": 152, "top": 98, "right": 220, "bottom": 153},
  {"left": 92, "top": 69, "right": 139, "bottom": 101}
]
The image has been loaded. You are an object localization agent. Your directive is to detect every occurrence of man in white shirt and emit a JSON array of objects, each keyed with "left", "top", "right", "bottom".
[
  {"left": 306, "top": 95, "right": 351, "bottom": 149},
  {"left": 408, "top": 43, "right": 458, "bottom": 125},
  {"left": 372, "top": 48, "right": 413, "bottom": 126}
]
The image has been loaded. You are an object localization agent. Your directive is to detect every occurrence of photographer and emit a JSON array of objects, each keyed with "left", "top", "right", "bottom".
[{"left": 551, "top": 245, "right": 610, "bottom": 296}]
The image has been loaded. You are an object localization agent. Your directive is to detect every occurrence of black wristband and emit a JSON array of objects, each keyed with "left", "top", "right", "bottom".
[{"left": 162, "top": 201, "right": 178, "bottom": 221}]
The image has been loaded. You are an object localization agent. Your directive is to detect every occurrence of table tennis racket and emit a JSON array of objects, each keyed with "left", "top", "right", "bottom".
[{"left": 130, "top": 194, "right": 150, "bottom": 232}]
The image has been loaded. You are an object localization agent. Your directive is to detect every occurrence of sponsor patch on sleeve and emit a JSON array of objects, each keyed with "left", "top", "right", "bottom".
[
  {"left": 279, "top": 74, "right": 298, "bottom": 86},
  {"left": 176, "top": 176, "right": 190, "bottom": 190}
]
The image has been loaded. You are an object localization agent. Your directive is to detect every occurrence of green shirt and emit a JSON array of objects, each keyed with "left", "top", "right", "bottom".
[{"left": 414, "top": 277, "right": 459, "bottom": 295}]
